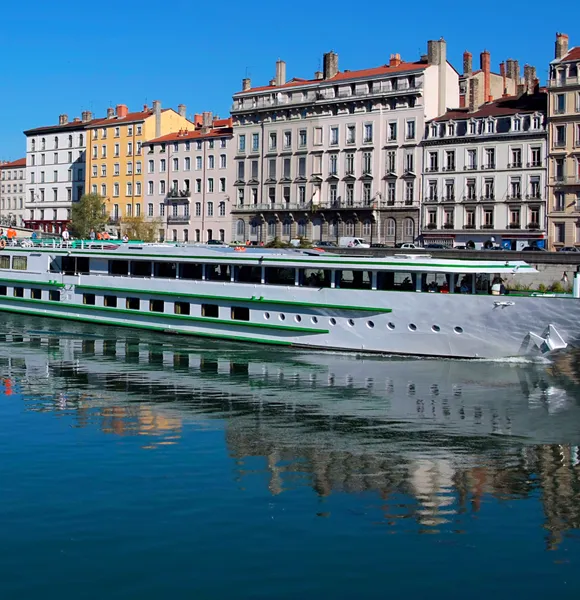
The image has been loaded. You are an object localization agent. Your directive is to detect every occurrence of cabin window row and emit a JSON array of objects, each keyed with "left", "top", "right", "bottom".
[{"left": 0, "top": 256, "right": 28, "bottom": 270}]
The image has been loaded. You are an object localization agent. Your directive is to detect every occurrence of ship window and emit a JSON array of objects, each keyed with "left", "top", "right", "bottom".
[
  {"left": 76, "top": 257, "right": 90, "bottom": 274},
  {"left": 205, "top": 264, "right": 231, "bottom": 281},
  {"left": 109, "top": 260, "right": 129, "bottom": 276},
  {"left": 104, "top": 295, "right": 117, "bottom": 307},
  {"left": 49, "top": 290, "right": 60, "bottom": 301},
  {"left": 63, "top": 256, "right": 90, "bottom": 275},
  {"left": 154, "top": 262, "right": 177, "bottom": 279},
  {"left": 299, "top": 268, "right": 331, "bottom": 288},
  {"left": 0, "top": 256, "right": 10, "bottom": 269},
  {"left": 150, "top": 299, "right": 164, "bottom": 312},
  {"left": 174, "top": 301, "right": 190, "bottom": 315},
  {"left": 265, "top": 267, "right": 295, "bottom": 285},
  {"left": 83, "top": 293, "right": 96, "bottom": 305},
  {"left": 231, "top": 306, "right": 250, "bottom": 321},
  {"left": 126, "top": 297, "right": 140, "bottom": 310},
  {"left": 377, "top": 271, "right": 415, "bottom": 291},
  {"left": 202, "top": 303, "right": 219, "bottom": 318},
  {"left": 0, "top": 285, "right": 6, "bottom": 295},
  {"left": 12, "top": 257, "right": 27, "bottom": 271},
  {"left": 131, "top": 261, "right": 152, "bottom": 277},
  {"left": 13, "top": 287, "right": 24, "bottom": 298},
  {"left": 235, "top": 265, "right": 262, "bottom": 283},
  {"left": 179, "top": 263, "right": 203, "bottom": 280},
  {"left": 31, "top": 288, "right": 42, "bottom": 300},
  {"left": 49, "top": 258, "right": 60, "bottom": 273},
  {"left": 335, "top": 270, "right": 372, "bottom": 290}
]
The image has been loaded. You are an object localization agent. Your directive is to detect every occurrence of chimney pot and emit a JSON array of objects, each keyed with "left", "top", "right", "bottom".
[
  {"left": 153, "top": 100, "right": 162, "bottom": 138},
  {"left": 58, "top": 114, "right": 68, "bottom": 126},
  {"left": 389, "top": 53, "right": 402, "bottom": 67},
  {"left": 116, "top": 104, "right": 128, "bottom": 118},
  {"left": 81, "top": 110, "right": 93, "bottom": 123},
  {"left": 202, "top": 111, "right": 213, "bottom": 129},
  {"left": 555, "top": 32, "right": 569, "bottom": 59},
  {"left": 314, "top": 71, "right": 323, "bottom": 80},
  {"left": 107, "top": 107, "right": 115, "bottom": 119},
  {"left": 468, "top": 78, "right": 480, "bottom": 113},
  {"left": 194, "top": 114, "right": 203, "bottom": 127},
  {"left": 275, "top": 59, "right": 286, "bottom": 86},
  {"left": 480, "top": 50, "right": 491, "bottom": 102},
  {"left": 242, "top": 78, "right": 251, "bottom": 91},
  {"left": 323, "top": 51, "right": 339, "bottom": 79},
  {"left": 463, "top": 51, "right": 473, "bottom": 76},
  {"left": 178, "top": 104, "right": 186, "bottom": 118}
]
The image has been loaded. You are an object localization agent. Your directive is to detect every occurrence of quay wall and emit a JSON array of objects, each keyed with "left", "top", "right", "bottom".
[{"left": 333, "top": 248, "right": 580, "bottom": 289}]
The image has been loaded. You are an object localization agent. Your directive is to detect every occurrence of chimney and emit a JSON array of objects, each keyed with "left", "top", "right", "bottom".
[
  {"left": 427, "top": 38, "right": 447, "bottom": 116},
  {"left": 178, "top": 104, "right": 186, "bottom": 118},
  {"left": 58, "top": 114, "right": 68, "bottom": 126},
  {"left": 555, "top": 33, "right": 569, "bottom": 59},
  {"left": 275, "top": 59, "right": 286, "bottom": 86},
  {"left": 500, "top": 62, "right": 508, "bottom": 96},
  {"left": 153, "top": 100, "right": 161, "bottom": 138},
  {"left": 523, "top": 64, "right": 535, "bottom": 94},
  {"left": 143, "top": 104, "right": 148, "bottom": 111},
  {"left": 242, "top": 78, "right": 251, "bottom": 91},
  {"left": 389, "top": 53, "right": 402, "bottom": 67},
  {"left": 463, "top": 51, "right": 472, "bottom": 76},
  {"left": 427, "top": 39, "right": 442, "bottom": 65},
  {"left": 81, "top": 111, "right": 92, "bottom": 123},
  {"left": 115, "top": 104, "right": 128, "bottom": 118},
  {"left": 314, "top": 70, "right": 323, "bottom": 80},
  {"left": 202, "top": 111, "right": 213, "bottom": 130},
  {"left": 269, "top": 78, "right": 276, "bottom": 86},
  {"left": 107, "top": 107, "right": 115, "bottom": 119},
  {"left": 480, "top": 50, "right": 491, "bottom": 103},
  {"left": 323, "top": 51, "right": 339, "bottom": 79},
  {"left": 469, "top": 78, "right": 480, "bottom": 113}
]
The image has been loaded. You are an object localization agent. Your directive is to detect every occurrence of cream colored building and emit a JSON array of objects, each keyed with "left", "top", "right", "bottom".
[{"left": 547, "top": 33, "right": 580, "bottom": 248}]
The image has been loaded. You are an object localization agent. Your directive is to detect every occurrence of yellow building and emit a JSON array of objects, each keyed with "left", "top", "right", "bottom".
[{"left": 85, "top": 101, "right": 192, "bottom": 227}]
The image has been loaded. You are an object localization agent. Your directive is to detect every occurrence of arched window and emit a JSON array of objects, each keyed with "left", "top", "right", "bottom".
[
  {"left": 79, "top": 134, "right": 84, "bottom": 146},
  {"left": 362, "top": 220, "right": 371, "bottom": 237},
  {"left": 386, "top": 218, "right": 396, "bottom": 237},
  {"left": 54, "top": 136, "right": 59, "bottom": 149},
  {"left": 404, "top": 217, "right": 414, "bottom": 239},
  {"left": 219, "top": 201, "right": 226, "bottom": 216},
  {"left": 31, "top": 139, "right": 36, "bottom": 151},
  {"left": 41, "top": 138, "right": 46, "bottom": 150},
  {"left": 236, "top": 219, "right": 245, "bottom": 238},
  {"left": 268, "top": 220, "right": 276, "bottom": 237},
  {"left": 68, "top": 135, "right": 73, "bottom": 148},
  {"left": 297, "top": 220, "right": 307, "bottom": 237},
  {"left": 345, "top": 221, "right": 355, "bottom": 236},
  {"left": 282, "top": 220, "right": 291, "bottom": 236}
]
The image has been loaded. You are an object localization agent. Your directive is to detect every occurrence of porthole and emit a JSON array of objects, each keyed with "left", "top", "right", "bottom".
[
  {"left": 454, "top": 326, "right": 464, "bottom": 334},
  {"left": 264, "top": 312, "right": 270, "bottom": 320},
  {"left": 295, "top": 315, "right": 302, "bottom": 323},
  {"left": 408, "top": 324, "right": 417, "bottom": 331},
  {"left": 279, "top": 313, "right": 286, "bottom": 321},
  {"left": 311, "top": 316, "right": 319, "bottom": 324},
  {"left": 329, "top": 318, "right": 337, "bottom": 326},
  {"left": 432, "top": 325, "right": 441, "bottom": 333},
  {"left": 387, "top": 322, "right": 395, "bottom": 330},
  {"left": 348, "top": 319, "right": 355, "bottom": 327},
  {"left": 367, "top": 321, "right": 375, "bottom": 329}
]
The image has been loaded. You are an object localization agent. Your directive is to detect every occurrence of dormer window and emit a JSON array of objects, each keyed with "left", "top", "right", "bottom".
[
  {"left": 532, "top": 115, "right": 542, "bottom": 130},
  {"left": 486, "top": 120, "right": 495, "bottom": 134},
  {"left": 447, "top": 123, "right": 455, "bottom": 136},
  {"left": 430, "top": 124, "right": 438, "bottom": 138},
  {"left": 512, "top": 117, "right": 521, "bottom": 131},
  {"left": 469, "top": 121, "right": 477, "bottom": 135}
]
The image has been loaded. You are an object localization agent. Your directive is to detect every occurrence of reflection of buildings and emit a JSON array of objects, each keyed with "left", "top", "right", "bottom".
[{"left": 1, "top": 318, "right": 580, "bottom": 544}]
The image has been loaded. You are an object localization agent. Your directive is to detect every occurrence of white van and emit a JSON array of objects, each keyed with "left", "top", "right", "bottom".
[{"left": 338, "top": 237, "right": 370, "bottom": 248}]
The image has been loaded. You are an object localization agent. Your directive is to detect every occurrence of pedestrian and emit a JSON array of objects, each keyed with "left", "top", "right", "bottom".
[
  {"left": 61, "top": 227, "right": 70, "bottom": 244},
  {"left": 122, "top": 234, "right": 129, "bottom": 243},
  {"left": 89, "top": 229, "right": 96, "bottom": 241}
]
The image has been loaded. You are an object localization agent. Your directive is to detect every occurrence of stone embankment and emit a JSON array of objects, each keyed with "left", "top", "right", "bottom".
[{"left": 334, "top": 248, "right": 580, "bottom": 290}]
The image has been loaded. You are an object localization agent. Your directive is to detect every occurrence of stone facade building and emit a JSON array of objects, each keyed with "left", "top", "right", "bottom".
[
  {"left": 421, "top": 91, "right": 547, "bottom": 249},
  {"left": 0, "top": 158, "right": 26, "bottom": 227},
  {"left": 142, "top": 114, "right": 233, "bottom": 242},
  {"left": 23, "top": 114, "right": 91, "bottom": 233},
  {"left": 546, "top": 33, "right": 580, "bottom": 249},
  {"left": 230, "top": 39, "right": 458, "bottom": 245}
]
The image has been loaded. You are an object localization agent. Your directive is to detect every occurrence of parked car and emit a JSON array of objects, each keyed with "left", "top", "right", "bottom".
[
  {"left": 557, "top": 246, "right": 580, "bottom": 252},
  {"left": 370, "top": 243, "right": 387, "bottom": 248},
  {"left": 315, "top": 241, "right": 337, "bottom": 248},
  {"left": 521, "top": 245, "right": 547, "bottom": 251},
  {"left": 396, "top": 242, "right": 421, "bottom": 249},
  {"left": 207, "top": 239, "right": 227, "bottom": 246},
  {"left": 424, "top": 243, "right": 447, "bottom": 250},
  {"left": 453, "top": 245, "right": 467, "bottom": 250}
]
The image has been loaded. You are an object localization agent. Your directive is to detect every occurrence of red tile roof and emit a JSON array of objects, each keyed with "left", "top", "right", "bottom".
[
  {"left": 238, "top": 61, "right": 427, "bottom": 94},
  {"left": 144, "top": 126, "right": 233, "bottom": 145},
  {"left": 431, "top": 92, "right": 547, "bottom": 122},
  {"left": 89, "top": 109, "right": 167, "bottom": 128},
  {"left": 563, "top": 47, "right": 580, "bottom": 61},
  {"left": 0, "top": 158, "right": 26, "bottom": 169}
]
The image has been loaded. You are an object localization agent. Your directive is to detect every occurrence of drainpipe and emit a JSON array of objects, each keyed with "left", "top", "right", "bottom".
[{"left": 574, "top": 266, "right": 580, "bottom": 298}]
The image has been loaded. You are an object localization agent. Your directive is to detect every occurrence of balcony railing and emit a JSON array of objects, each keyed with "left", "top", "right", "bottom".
[
  {"left": 551, "top": 175, "right": 580, "bottom": 185},
  {"left": 108, "top": 216, "right": 120, "bottom": 225},
  {"left": 508, "top": 162, "right": 523, "bottom": 169},
  {"left": 527, "top": 162, "right": 542, "bottom": 168},
  {"left": 443, "top": 223, "right": 455, "bottom": 229},
  {"left": 480, "top": 194, "right": 495, "bottom": 201},
  {"left": 443, "top": 195, "right": 455, "bottom": 202},
  {"left": 508, "top": 223, "right": 521, "bottom": 229},
  {"left": 165, "top": 189, "right": 191, "bottom": 201},
  {"left": 526, "top": 193, "right": 542, "bottom": 200},
  {"left": 527, "top": 222, "right": 540, "bottom": 230},
  {"left": 548, "top": 76, "right": 580, "bottom": 88},
  {"left": 232, "top": 199, "right": 385, "bottom": 212},
  {"left": 424, "top": 196, "right": 438, "bottom": 202},
  {"left": 481, "top": 224, "right": 495, "bottom": 229},
  {"left": 167, "top": 215, "right": 191, "bottom": 224}
]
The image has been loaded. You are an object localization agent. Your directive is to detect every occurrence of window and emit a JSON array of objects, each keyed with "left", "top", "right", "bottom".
[
  {"left": 510, "top": 177, "right": 521, "bottom": 199},
  {"left": 92, "top": 165, "right": 98, "bottom": 177},
  {"left": 554, "top": 192, "right": 565, "bottom": 211},
  {"left": 136, "top": 161, "right": 142, "bottom": 175},
  {"left": 12, "top": 257, "right": 27, "bottom": 270},
  {"left": 465, "top": 210, "right": 475, "bottom": 228},
  {"left": 466, "top": 179, "right": 476, "bottom": 200},
  {"left": 104, "top": 296, "right": 117, "bottom": 307},
  {"left": 556, "top": 93, "right": 566, "bottom": 114},
  {"left": 101, "top": 145, "right": 107, "bottom": 158},
  {"left": 329, "top": 154, "right": 338, "bottom": 175},
  {"left": 219, "top": 201, "right": 226, "bottom": 216},
  {"left": 173, "top": 157, "right": 179, "bottom": 171},
  {"left": 386, "top": 151, "right": 396, "bottom": 174},
  {"left": 127, "top": 142, "right": 133, "bottom": 156},
  {"left": 83, "top": 293, "right": 96, "bottom": 305},
  {"left": 406, "top": 120, "right": 415, "bottom": 140},
  {"left": 445, "top": 150, "right": 455, "bottom": 171},
  {"left": 126, "top": 297, "right": 140, "bottom": 310},
  {"left": 150, "top": 299, "right": 164, "bottom": 313},
  {"left": 126, "top": 182, "right": 133, "bottom": 196},
  {"left": 49, "top": 290, "right": 60, "bottom": 302},
  {"left": 195, "top": 202, "right": 201, "bottom": 216},
  {"left": 268, "top": 159, "right": 276, "bottom": 179},
  {"left": 195, "top": 179, "right": 201, "bottom": 193},
  {"left": 207, "top": 202, "right": 214, "bottom": 216},
  {"left": 511, "top": 148, "right": 522, "bottom": 168},
  {"left": 330, "top": 127, "right": 339, "bottom": 145},
  {"left": 556, "top": 125, "right": 566, "bottom": 147},
  {"left": 283, "top": 131, "right": 291, "bottom": 149},
  {"left": 554, "top": 222, "right": 565, "bottom": 243},
  {"left": 101, "top": 184, "right": 107, "bottom": 197},
  {"left": 174, "top": 302, "right": 190, "bottom": 315},
  {"left": 428, "top": 151, "right": 438, "bottom": 172},
  {"left": 148, "top": 159, "right": 154, "bottom": 173},
  {"left": 363, "top": 123, "right": 373, "bottom": 143},
  {"left": 113, "top": 183, "right": 119, "bottom": 197},
  {"left": 484, "top": 178, "right": 494, "bottom": 199},
  {"left": 405, "top": 152, "right": 414, "bottom": 173},
  {"left": 467, "top": 149, "right": 477, "bottom": 170},
  {"left": 136, "top": 182, "right": 141, "bottom": 196},
  {"left": 530, "top": 147, "right": 542, "bottom": 167},
  {"left": 483, "top": 208, "right": 494, "bottom": 228},
  {"left": 252, "top": 133, "right": 259, "bottom": 151},
  {"left": 269, "top": 132, "right": 277, "bottom": 151},
  {"left": 509, "top": 208, "right": 520, "bottom": 227},
  {"left": 387, "top": 182, "right": 395, "bottom": 204},
  {"left": 160, "top": 159, "right": 166, "bottom": 173},
  {"left": 299, "top": 129, "right": 307, "bottom": 147},
  {"left": 114, "top": 163, "right": 120, "bottom": 176},
  {"left": 219, "top": 154, "right": 226, "bottom": 168},
  {"left": 388, "top": 122, "right": 397, "bottom": 141},
  {"left": 512, "top": 118, "right": 521, "bottom": 131},
  {"left": 208, "top": 178, "right": 214, "bottom": 193},
  {"left": 238, "top": 134, "right": 246, "bottom": 152},
  {"left": 31, "top": 289, "right": 42, "bottom": 300},
  {"left": 314, "top": 127, "right": 323, "bottom": 145},
  {"left": 298, "top": 185, "right": 306, "bottom": 204},
  {"left": 208, "top": 155, "right": 214, "bottom": 169},
  {"left": 405, "top": 181, "right": 414, "bottom": 204},
  {"left": 485, "top": 148, "right": 495, "bottom": 169},
  {"left": 428, "top": 180, "right": 438, "bottom": 201},
  {"left": 363, "top": 152, "right": 372, "bottom": 175},
  {"left": 202, "top": 304, "right": 219, "bottom": 318},
  {"left": 363, "top": 182, "right": 371, "bottom": 203}
]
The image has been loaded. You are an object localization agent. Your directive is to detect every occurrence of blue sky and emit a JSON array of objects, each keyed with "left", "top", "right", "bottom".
[{"left": 0, "top": 0, "right": 573, "bottom": 159}]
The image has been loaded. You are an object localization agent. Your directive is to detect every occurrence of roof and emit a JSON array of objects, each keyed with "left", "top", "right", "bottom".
[
  {"left": 237, "top": 61, "right": 427, "bottom": 94},
  {"left": 88, "top": 108, "right": 168, "bottom": 128},
  {"left": 430, "top": 92, "right": 547, "bottom": 122},
  {"left": 144, "top": 125, "right": 233, "bottom": 145},
  {"left": 563, "top": 46, "right": 580, "bottom": 61},
  {"left": 0, "top": 158, "right": 26, "bottom": 169},
  {"left": 24, "top": 119, "right": 98, "bottom": 135}
]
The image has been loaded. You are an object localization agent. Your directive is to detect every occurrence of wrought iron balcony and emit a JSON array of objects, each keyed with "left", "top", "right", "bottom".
[{"left": 167, "top": 214, "right": 191, "bottom": 224}]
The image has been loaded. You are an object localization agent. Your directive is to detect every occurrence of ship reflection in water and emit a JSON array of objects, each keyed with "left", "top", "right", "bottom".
[{"left": 2, "top": 313, "right": 580, "bottom": 556}]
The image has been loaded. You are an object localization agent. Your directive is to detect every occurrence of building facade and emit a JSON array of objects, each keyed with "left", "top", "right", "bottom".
[
  {"left": 23, "top": 114, "right": 91, "bottom": 233},
  {"left": 547, "top": 33, "right": 580, "bottom": 249},
  {"left": 230, "top": 40, "right": 459, "bottom": 245},
  {"left": 421, "top": 92, "right": 547, "bottom": 249},
  {"left": 142, "top": 114, "right": 234, "bottom": 242},
  {"left": 85, "top": 102, "right": 192, "bottom": 231},
  {"left": 0, "top": 158, "right": 26, "bottom": 227}
]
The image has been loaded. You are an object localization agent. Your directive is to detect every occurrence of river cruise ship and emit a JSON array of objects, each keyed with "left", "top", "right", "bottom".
[{"left": 0, "top": 240, "right": 577, "bottom": 359}]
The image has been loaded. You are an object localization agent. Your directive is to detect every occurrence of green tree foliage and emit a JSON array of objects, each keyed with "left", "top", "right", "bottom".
[
  {"left": 70, "top": 194, "right": 107, "bottom": 238},
  {"left": 121, "top": 215, "right": 162, "bottom": 243}
]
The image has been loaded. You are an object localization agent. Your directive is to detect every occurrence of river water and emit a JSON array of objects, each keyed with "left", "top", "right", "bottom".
[{"left": 1, "top": 313, "right": 580, "bottom": 598}]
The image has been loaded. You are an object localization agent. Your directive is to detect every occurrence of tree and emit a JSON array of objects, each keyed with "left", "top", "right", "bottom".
[
  {"left": 70, "top": 193, "right": 107, "bottom": 238},
  {"left": 120, "top": 215, "right": 163, "bottom": 242}
]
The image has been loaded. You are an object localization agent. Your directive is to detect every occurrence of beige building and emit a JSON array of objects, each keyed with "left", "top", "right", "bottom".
[
  {"left": 0, "top": 158, "right": 26, "bottom": 227},
  {"left": 547, "top": 33, "right": 580, "bottom": 248},
  {"left": 230, "top": 39, "right": 459, "bottom": 245}
]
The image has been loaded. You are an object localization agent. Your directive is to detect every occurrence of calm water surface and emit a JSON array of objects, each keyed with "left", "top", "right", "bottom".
[{"left": 1, "top": 313, "right": 580, "bottom": 598}]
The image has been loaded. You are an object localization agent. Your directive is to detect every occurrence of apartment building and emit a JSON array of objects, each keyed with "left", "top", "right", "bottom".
[
  {"left": 85, "top": 102, "right": 192, "bottom": 230},
  {"left": 0, "top": 158, "right": 26, "bottom": 227},
  {"left": 421, "top": 91, "right": 547, "bottom": 249},
  {"left": 23, "top": 114, "right": 91, "bottom": 233},
  {"left": 547, "top": 33, "right": 580, "bottom": 248},
  {"left": 230, "top": 39, "right": 458, "bottom": 245},
  {"left": 142, "top": 113, "right": 234, "bottom": 242}
]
